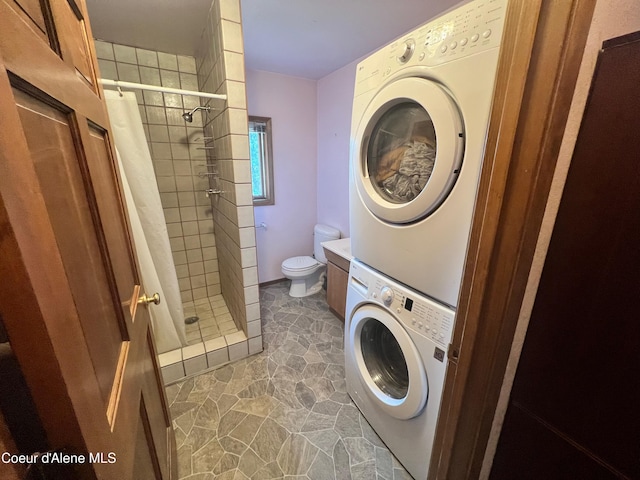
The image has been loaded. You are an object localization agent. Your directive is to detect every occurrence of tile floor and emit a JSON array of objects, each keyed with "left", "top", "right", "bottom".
[
  {"left": 183, "top": 294, "right": 239, "bottom": 345},
  {"left": 166, "top": 281, "right": 413, "bottom": 480}
]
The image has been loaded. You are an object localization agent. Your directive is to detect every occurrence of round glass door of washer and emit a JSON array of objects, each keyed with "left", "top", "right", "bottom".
[{"left": 348, "top": 303, "right": 428, "bottom": 420}]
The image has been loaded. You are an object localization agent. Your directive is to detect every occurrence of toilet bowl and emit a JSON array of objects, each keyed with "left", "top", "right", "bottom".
[{"left": 281, "top": 224, "right": 340, "bottom": 297}]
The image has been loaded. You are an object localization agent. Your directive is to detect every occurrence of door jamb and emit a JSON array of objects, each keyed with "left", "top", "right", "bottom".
[{"left": 429, "top": 1, "right": 597, "bottom": 478}]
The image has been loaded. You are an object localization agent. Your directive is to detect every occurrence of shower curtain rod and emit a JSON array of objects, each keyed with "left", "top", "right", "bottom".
[{"left": 99, "top": 78, "right": 227, "bottom": 101}]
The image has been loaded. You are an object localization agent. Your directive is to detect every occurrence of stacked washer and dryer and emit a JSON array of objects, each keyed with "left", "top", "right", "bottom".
[{"left": 345, "top": 1, "right": 508, "bottom": 478}]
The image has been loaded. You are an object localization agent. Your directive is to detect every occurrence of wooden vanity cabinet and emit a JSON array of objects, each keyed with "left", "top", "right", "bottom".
[{"left": 324, "top": 249, "right": 350, "bottom": 321}]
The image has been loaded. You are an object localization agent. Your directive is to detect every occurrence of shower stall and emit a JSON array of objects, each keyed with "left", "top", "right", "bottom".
[{"left": 95, "top": 0, "right": 261, "bottom": 383}]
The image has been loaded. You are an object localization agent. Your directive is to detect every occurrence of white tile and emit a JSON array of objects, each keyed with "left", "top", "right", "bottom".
[
  {"left": 244, "top": 285, "right": 259, "bottom": 304},
  {"left": 220, "top": 0, "right": 241, "bottom": 23},
  {"left": 136, "top": 48, "right": 158, "bottom": 67},
  {"left": 94, "top": 40, "right": 114, "bottom": 61},
  {"left": 243, "top": 267, "right": 258, "bottom": 287},
  {"left": 160, "top": 70, "right": 181, "bottom": 89},
  {"left": 221, "top": 20, "right": 244, "bottom": 53},
  {"left": 158, "top": 348, "right": 182, "bottom": 367},
  {"left": 246, "top": 302, "right": 260, "bottom": 322},
  {"left": 207, "top": 347, "right": 229, "bottom": 369},
  {"left": 184, "top": 355, "right": 207, "bottom": 376},
  {"left": 236, "top": 206, "right": 254, "bottom": 228},
  {"left": 174, "top": 251, "right": 188, "bottom": 266},
  {"left": 228, "top": 108, "right": 248, "bottom": 135},
  {"left": 158, "top": 52, "right": 178, "bottom": 71},
  {"left": 248, "top": 336, "right": 263, "bottom": 355},
  {"left": 116, "top": 63, "right": 140, "bottom": 83},
  {"left": 182, "top": 342, "right": 205, "bottom": 359},
  {"left": 241, "top": 247, "right": 257, "bottom": 267},
  {"left": 223, "top": 51, "right": 245, "bottom": 82},
  {"left": 247, "top": 319, "right": 261, "bottom": 339},
  {"left": 177, "top": 55, "right": 197, "bottom": 74},
  {"left": 180, "top": 73, "right": 199, "bottom": 91},
  {"left": 228, "top": 340, "right": 248, "bottom": 362},
  {"left": 139, "top": 66, "right": 161, "bottom": 86},
  {"left": 230, "top": 135, "right": 250, "bottom": 160},
  {"left": 97, "top": 59, "right": 117, "bottom": 80},
  {"left": 235, "top": 184, "right": 253, "bottom": 206},
  {"left": 113, "top": 44, "right": 137, "bottom": 64},
  {"left": 193, "top": 287, "right": 208, "bottom": 300},
  {"left": 161, "top": 363, "right": 185, "bottom": 384},
  {"left": 204, "top": 336, "right": 227, "bottom": 352},
  {"left": 225, "top": 330, "right": 247, "bottom": 345},
  {"left": 225, "top": 81, "right": 246, "bottom": 109},
  {"left": 239, "top": 226, "right": 256, "bottom": 248},
  {"left": 233, "top": 160, "right": 252, "bottom": 183}
]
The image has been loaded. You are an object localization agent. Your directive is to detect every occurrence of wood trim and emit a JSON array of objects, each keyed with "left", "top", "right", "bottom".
[
  {"left": 431, "top": 1, "right": 597, "bottom": 478},
  {"left": 0, "top": 410, "right": 24, "bottom": 480}
]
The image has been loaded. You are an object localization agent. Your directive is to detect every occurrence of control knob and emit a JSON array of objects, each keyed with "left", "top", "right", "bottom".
[
  {"left": 397, "top": 39, "right": 415, "bottom": 64},
  {"left": 380, "top": 286, "right": 394, "bottom": 306}
]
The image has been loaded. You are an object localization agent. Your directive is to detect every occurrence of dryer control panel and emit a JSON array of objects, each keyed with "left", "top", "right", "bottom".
[
  {"left": 349, "top": 260, "right": 456, "bottom": 348},
  {"left": 354, "top": 0, "right": 507, "bottom": 95}
]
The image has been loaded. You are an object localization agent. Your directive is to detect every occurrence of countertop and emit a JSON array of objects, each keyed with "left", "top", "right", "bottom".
[{"left": 321, "top": 237, "right": 352, "bottom": 261}]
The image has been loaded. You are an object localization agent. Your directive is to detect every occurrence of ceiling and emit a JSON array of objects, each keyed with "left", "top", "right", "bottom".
[{"left": 86, "top": 0, "right": 461, "bottom": 80}]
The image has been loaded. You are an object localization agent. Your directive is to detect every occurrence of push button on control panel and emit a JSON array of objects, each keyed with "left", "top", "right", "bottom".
[{"left": 471, "top": 33, "right": 480, "bottom": 42}]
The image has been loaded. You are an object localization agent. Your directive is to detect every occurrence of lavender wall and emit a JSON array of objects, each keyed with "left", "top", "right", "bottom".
[
  {"left": 246, "top": 69, "right": 319, "bottom": 283},
  {"left": 316, "top": 59, "right": 358, "bottom": 238}
]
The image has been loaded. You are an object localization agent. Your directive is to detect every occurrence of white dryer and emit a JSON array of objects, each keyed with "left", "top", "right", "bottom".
[
  {"left": 345, "top": 260, "right": 455, "bottom": 480},
  {"left": 349, "top": 0, "right": 508, "bottom": 307}
]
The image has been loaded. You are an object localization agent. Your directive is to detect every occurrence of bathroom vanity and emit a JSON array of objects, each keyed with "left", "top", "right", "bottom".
[{"left": 321, "top": 238, "right": 352, "bottom": 321}]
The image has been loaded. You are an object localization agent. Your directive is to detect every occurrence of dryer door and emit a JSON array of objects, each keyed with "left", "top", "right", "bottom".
[
  {"left": 348, "top": 303, "right": 428, "bottom": 420},
  {"left": 353, "top": 77, "right": 464, "bottom": 224}
]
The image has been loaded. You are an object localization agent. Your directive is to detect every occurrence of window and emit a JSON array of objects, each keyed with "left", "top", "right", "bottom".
[{"left": 248, "top": 116, "right": 274, "bottom": 206}]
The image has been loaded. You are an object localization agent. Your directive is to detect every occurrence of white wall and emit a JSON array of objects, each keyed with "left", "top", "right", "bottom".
[
  {"left": 316, "top": 59, "right": 359, "bottom": 237},
  {"left": 246, "top": 69, "right": 318, "bottom": 283},
  {"left": 480, "top": 1, "right": 640, "bottom": 477}
]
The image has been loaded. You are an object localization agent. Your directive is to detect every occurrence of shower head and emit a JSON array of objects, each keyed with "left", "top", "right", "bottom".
[{"left": 182, "top": 105, "right": 211, "bottom": 123}]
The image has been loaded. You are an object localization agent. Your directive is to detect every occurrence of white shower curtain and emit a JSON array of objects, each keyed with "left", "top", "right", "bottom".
[{"left": 105, "top": 90, "right": 186, "bottom": 353}]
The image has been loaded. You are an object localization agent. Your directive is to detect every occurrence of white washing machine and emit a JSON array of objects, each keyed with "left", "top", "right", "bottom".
[
  {"left": 345, "top": 259, "right": 455, "bottom": 480},
  {"left": 349, "top": 0, "right": 508, "bottom": 308}
]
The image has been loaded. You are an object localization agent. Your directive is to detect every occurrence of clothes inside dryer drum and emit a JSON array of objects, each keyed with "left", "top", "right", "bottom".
[{"left": 368, "top": 102, "right": 437, "bottom": 203}]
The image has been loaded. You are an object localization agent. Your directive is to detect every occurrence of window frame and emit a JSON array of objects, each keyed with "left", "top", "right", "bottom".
[{"left": 248, "top": 115, "right": 275, "bottom": 206}]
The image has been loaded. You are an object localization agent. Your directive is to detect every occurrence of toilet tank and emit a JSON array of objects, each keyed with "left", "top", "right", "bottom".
[{"left": 314, "top": 224, "right": 340, "bottom": 264}]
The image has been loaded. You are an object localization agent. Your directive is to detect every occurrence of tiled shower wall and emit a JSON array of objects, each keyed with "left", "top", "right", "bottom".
[
  {"left": 94, "top": 41, "right": 223, "bottom": 304},
  {"left": 195, "top": 0, "right": 262, "bottom": 354}
]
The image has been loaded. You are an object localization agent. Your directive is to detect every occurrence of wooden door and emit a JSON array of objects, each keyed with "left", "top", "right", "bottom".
[
  {"left": 0, "top": 0, "right": 177, "bottom": 479},
  {"left": 490, "top": 31, "right": 640, "bottom": 479}
]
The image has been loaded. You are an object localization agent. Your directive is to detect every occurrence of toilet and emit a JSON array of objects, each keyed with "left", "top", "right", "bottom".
[{"left": 281, "top": 224, "right": 340, "bottom": 297}]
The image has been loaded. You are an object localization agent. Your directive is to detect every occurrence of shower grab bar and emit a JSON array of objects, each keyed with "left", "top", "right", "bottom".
[
  {"left": 197, "top": 172, "right": 219, "bottom": 177},
  {"left": 100, "top": 79, "right": 227, "bottom": 101}
]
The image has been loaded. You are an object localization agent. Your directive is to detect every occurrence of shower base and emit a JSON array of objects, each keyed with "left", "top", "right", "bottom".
[
  {"left": 158, "top": 294, "right": 257, "bottom": 384},
  {"left": 183, "top": 294, "right": 238, "bottom": 344}
]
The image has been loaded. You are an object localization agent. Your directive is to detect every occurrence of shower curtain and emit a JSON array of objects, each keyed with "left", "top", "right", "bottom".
[{"left": 105, "top": 90, "right": 186, "bottom": 353}]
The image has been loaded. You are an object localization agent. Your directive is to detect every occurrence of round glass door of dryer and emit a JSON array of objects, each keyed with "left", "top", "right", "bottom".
[
  {"left": 367, "top": 102, "right": 437, "bottom": 205},
  {"left": 353, "top": 77, "right": 464, "bottom": 224}
]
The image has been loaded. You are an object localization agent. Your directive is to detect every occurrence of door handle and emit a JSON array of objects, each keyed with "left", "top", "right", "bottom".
[{"left": 138, "top": 293, "right": 160, "bottom": 305}]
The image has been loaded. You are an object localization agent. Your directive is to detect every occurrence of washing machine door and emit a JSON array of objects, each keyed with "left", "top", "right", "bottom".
[
  {"left": 348, "top": 303, "right": 428, "bottom": 420},
  {"left": 353, "top": 77, "right": 464, "bottom": 224}
]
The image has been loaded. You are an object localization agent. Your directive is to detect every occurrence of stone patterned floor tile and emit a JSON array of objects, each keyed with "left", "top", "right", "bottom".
[{"left": 170, "top": 281, "right": 412, "bottom": 479}]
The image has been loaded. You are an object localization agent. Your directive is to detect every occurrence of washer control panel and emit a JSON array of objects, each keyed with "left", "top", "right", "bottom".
[{"left": 349, "top": 261, "right": 455, "bottom": 348}]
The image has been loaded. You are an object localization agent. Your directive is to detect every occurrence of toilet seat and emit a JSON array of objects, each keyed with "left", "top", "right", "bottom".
[{"left": 282, "top": 256, "right": 320, "bottom": 273}]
